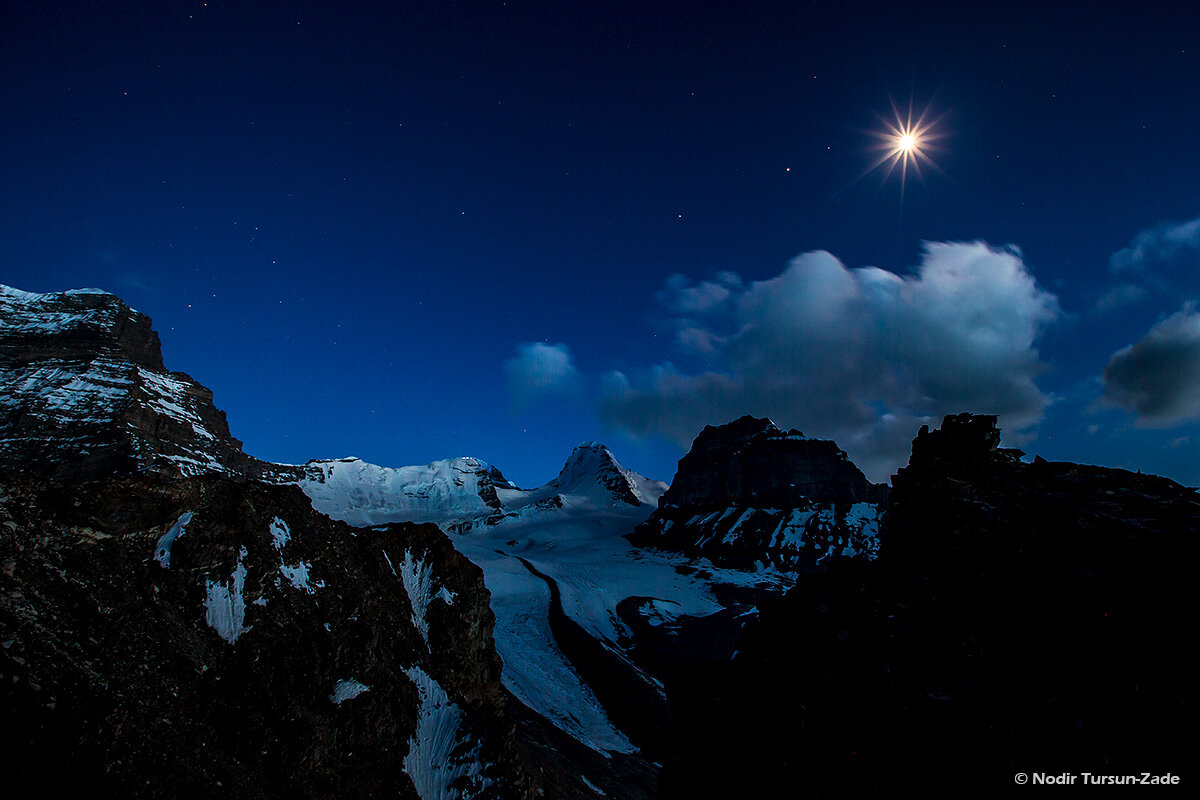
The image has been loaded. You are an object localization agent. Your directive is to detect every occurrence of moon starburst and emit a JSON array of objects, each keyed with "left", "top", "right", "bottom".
[{"left": 865, "top": 101, "right": 946, "bottom": 200}]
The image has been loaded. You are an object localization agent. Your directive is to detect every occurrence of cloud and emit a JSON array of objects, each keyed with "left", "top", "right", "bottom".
[
  {"left": 1101, "top": 306, "right": 1200, "bottom": 427},
  {"left": 1109, "top": 215, "right": 1200, "bottom": 274},
  {"left": 600, "top": 242, "right": 1062, "bottom": 481},
  {"left": 504, "top": 342, "right": 581, "bottom": 408},
  {"left": 1092, "top": 282, "right": 1149, "bottom": 315},
  {"left": 655, "top": 271, "right": 742, "bottom": 315}
]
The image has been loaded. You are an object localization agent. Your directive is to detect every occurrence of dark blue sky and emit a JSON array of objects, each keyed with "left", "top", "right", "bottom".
[{"left": 5, "top": 1, "right": 1200, "bottom": 486}]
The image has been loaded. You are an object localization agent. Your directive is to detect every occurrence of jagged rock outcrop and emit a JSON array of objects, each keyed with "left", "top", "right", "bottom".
[
  {"left": 629, "top": 416, "right": 888, "bottom": 570},
  {"left": 0, "top": 285, "right": 284, "bottom": 483},
  {"left": 659, "top": 413, "right": 1199, "bottom": 797},
  {"left": 0, "top": 471, "right": 534, "bottom": 799}
]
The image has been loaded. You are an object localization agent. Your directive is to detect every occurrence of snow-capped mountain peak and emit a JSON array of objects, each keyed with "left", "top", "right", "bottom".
[
  {"left": 294, "top": 455, "right": 520, "bottom": 527},
  {"left": 548, "top": 441, "right": 668, "bottom": 508}
]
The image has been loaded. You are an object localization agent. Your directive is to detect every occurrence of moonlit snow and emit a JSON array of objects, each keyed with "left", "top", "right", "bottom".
[
  {"left": 269, "top": 516, "right": 324, "bottom": 594},
  {"left": 295, "top": 444, "right": 793, "bottom": 754},
  {"left": 153, "top": 510, "right": 193, "bottom": 568},
  {"left": 297, "top": 456, "right": 514, "bottom": 527},
  {"left": 330, "top": 678, "right": 371, "bottom": 705},
  {"left": 403, "top": 665, "right": 491, "bottom": 800},
  {"left": 204, "top": 546, "right": 249, "bottom": 643}
]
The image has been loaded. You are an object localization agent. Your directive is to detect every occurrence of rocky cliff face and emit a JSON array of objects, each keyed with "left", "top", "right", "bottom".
[
  {"left": 629, "top": 416, "right": 888, "bottom": 571},
  {"left": 659, "top": 413, "right": 1199, "bottom": 797},
  {"left": 0, "top": 284, "right": 539, "bottom": 798},
  {"left": 0, "top": 471, "right": 533, "bottom": 799},
  {"left": 0, "top": 285, "right": 282, "bottom": 483}
]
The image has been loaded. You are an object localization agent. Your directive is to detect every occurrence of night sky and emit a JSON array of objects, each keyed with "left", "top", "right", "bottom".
[{"left": 5, "top": 1, "right": 1200, "bottom": 486}]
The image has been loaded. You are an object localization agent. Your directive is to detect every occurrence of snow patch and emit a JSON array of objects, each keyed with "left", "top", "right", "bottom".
[
  {"left": 330, "top": 678, "right": 371, "bottom": 705},
  {"left": 204, "top": 547, "right": 249, "bottom": 644},
  {"left": 154, "top": 511, "right": 193, "bottom": 568},
  {"left": 267, "top": 516, "right": 323, "bottom": 594},
  {"left": 580, "top": 775, "right": 607, "bottom": 796},
  {"left": 397, "top": 550, "right": 437, "bottom": 643},
  {"left": 638, "top": 598, "right": 683, "bottom": 628},
  {"left": 269, "top": 517, "right": 290, "bottom": 550},
  {"left": 403, "top": 665, "right": 491, "bottom": 800},
  {"left": 279, "top": 561, "right": 323, "bottom": 594}
]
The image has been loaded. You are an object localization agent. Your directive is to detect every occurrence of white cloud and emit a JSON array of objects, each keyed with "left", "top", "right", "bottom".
[
  {"left": 600, "top": 242, "right": 1061, "bottom": 481},
  {"left": 1102, "top": 305, "right": 1200, "bottom": 427},
  {"left": 504, "top": 342, "right": 581, "bottom": 408},
  {"left": 654, "top": 272, "right": 741, "bottom": 315}
]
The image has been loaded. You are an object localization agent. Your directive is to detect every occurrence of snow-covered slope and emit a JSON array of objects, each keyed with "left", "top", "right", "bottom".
[
  {"left": 289, "top": 441, "right": 787, "bottom": 757},
  {"left": 543, "top": 441, "right": 667, "bottom": 507},
  {"left": 297, "top": 442, "right": 668, "bottom": 530},
  {"left": 295, "top": 455, "right": 520, "bottom": 527}
]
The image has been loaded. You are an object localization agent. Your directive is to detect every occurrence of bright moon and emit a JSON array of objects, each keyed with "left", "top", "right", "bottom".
[{"left": 863, "top": 103, "right": 945, "bottom": 199}]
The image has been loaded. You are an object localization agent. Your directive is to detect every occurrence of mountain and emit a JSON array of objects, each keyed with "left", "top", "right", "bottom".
[
  {"left": 0, "top": 286, "right": 543, "bottom": 798},
  {"left": 629, "top": 415, "right": 888, "bottom": 571},
  {"left": 286, "top": 438, "right": 797, "bottom": 791},
  {"left": 0, "top": 471, "right": 534, "bottom": 799},
  {"left": 294, "top": 456, "right": 522, "bottom": 528},
  {"left": 0, "top": 285, "right": 280, "bottom": 482},
  {"left": 295, "top": 442, "right": 667, "bottom": 531},
  {"left": 5, "top": 283, "right": 1191, "bottom": 798},
  {"left": 659, "top": 413, "right": 1199, "bottom": 797},
  {"left": 544, "top": 441, "right": 666, "bottom": 508}
]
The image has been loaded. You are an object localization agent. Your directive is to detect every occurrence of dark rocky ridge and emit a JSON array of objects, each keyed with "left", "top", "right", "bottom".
[
  {"left": 657, "top": 415, "right": 887, "bottom": 507},
  {"left": 0, "top": 284, "right": 610, "bottom": 799},
  {"left": 0, "top": 286, "right": 287, "bottom": 483},
  {"left": 629, "top": 416, "right": 888, "bottom": 570},
  {"left": 0, "top": 471, "right": 533, "bottom": 799},
  {"left": 658, "top": 414, "right": 1198, "bottom": 797},
  {"left": 8, "top": 282, "right": 1193, "bottom": 797}
]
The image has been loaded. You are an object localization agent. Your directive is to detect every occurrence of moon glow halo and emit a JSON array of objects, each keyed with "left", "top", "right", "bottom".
[{"left": 865, "top": 103, "right": 945, "bottom": 199}]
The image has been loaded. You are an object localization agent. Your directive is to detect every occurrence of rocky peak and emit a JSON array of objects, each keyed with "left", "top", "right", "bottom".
[
  {"left": 546, "top": 441, "right": 665, "bottom": 508},
  {"left": 0, "top": 285, "right": 164, "bottom": 371},
  {"left": 630, "top": 416, "right": 888, "bottom": 571},
  {"left": 905, "top": 412, "right": 1024, "bottom": 472},
  {"left": 666, "top": 414, "right": 1200, "bottom": 796},
  {"left": 659, "top": 415, "right": 886, "bottom": 509},
  {"left": 684, "top": 414, "right": 780, "bottom": 457},
  {"left": 0, "top": 283, "right": 278, "bottom": 483},
  {"left": 548, "top": 442, "right": 634, "bottom": 505}
]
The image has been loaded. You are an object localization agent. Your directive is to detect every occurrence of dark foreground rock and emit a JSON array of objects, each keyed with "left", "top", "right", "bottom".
[
  {"left": 629, "top": 416, "right": 888, "bottom": 571},
  {"left": 658, "top": 414, "right": 1198, "bottom": 797},
  {"left": 0, "top": 472, "right": 533, "bottom": 799}
]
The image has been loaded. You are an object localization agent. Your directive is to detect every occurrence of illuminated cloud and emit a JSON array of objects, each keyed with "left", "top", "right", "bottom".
[
  {"left": 601, "top": 242, "right": 1061, "bottom": 481},
  {"left": 504, "top": 342, "right": 581, "bottom": 408}
]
